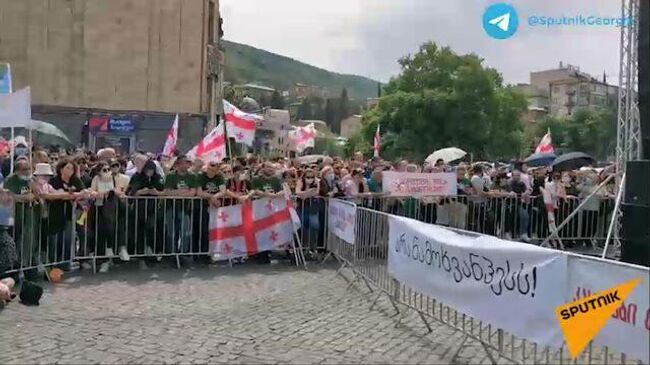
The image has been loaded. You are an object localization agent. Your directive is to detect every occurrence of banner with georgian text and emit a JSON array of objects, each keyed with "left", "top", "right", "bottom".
[{"left": 387, "top": 214, "right": 567, "bottom": 348}]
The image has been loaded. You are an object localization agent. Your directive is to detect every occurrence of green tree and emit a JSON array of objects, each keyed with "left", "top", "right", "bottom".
[
  {"left": 334, "top": 88, "right": 350, "bottom": 134},
  {"left": 270, "top": 90, "right": 285, "bottom": 109},
  {"left": 297, "top": 98, "right": 313, "bottom": 120},
  {"left": 324, "top": 98, "right": 337, "bottom": 127},
  {"left": 533, "top": 109, "right": 616, "bottom": 160},
  {"left": 358, "top": 42, "right": 526, "bottom": 161}
]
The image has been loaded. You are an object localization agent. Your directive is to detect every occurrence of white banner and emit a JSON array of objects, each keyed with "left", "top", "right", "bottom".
[
  {"left": 382, "top": 171, "right": 456, "bottom": 196},
  {"left": 388, "top": 215, "right": 567, "bottom": 347},
  {"left": 566, "top": 255, "right": 649, "bottom": 360},
  {"left": 328, "top": 199, "right": 356, "bottom": 244}
]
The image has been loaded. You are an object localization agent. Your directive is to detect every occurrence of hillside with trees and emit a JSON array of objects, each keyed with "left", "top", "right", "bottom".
[{"left": 222, "top": 40, "right": 379, "bottom": 100}]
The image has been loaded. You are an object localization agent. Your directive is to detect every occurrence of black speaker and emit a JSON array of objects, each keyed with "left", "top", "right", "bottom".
[
  {"left": 620, "top": 202, "right": 650, "bottom": 267},
  {"left": 624, "top": 160, "right": 649, "bottom": 205},
  {"left": 621, "top": 202, "right": 650, "bottom": 267},
  {"left": 640, "top": 0, "right": 649, "bottom": 159}
]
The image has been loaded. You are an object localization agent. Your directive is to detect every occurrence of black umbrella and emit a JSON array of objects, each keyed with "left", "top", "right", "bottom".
[
  {"left": 551, "top": 152, "right": 595, "bottom": 171},
  {"left": 524, "top": 152, "right": 557, "bottom": 167}
]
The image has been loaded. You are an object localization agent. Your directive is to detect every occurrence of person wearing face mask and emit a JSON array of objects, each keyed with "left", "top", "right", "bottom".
[
  {"left": 4, "top": 160, "right": 39, "bottom": 275},
  {"left": 318, "top": 166, "right": 340, "bottom": 198},
  {"left": 89, "top": 162, "right": 129, "bottom": 271},
  {"left": 295, "top": 169, "right": 322, "bottom": 252},
  {"left": 127, "top": 159, "right": 164, "bottom": 267}
]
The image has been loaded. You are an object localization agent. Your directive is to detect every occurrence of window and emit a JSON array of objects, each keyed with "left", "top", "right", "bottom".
[{"left": 208, "top": 1, "right": 216, "bottom": 44}]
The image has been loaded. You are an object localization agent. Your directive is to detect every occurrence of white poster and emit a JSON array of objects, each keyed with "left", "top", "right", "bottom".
[
  {"left": 388, "top": 215, "right": 567, "bottom": 348},
  {"left": 328, "top": 199, "right": 356, "bottom": 244},
  {"left": 382, "top": 171, "right": 456, "bottom": 196},
  {"left": 566, "top": 255, "right": 649, "bottom": 361}
]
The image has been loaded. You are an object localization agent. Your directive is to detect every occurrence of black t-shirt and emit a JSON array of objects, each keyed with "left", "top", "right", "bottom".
[
  {"left": 127, "top": 173, "right": 164, "bottom": 196},
  {"left": 509, "top": 180, "right": 527, "bottom": 196},
  {"left": 48, "top": 175, "right": 85, "bottom": 233}
]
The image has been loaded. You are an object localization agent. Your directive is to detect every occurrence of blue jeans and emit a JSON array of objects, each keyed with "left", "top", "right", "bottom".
[{"left": 164, "top": 209, "right": 193, "bottom": 254}]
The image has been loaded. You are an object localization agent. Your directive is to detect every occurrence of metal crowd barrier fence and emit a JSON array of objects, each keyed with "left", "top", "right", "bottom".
[
  {"left": 1, "top": 195, "right": 330, "bottom": 276},
  {"left": 327, "top": 205, "right": 645, "bottom": 365},
  {"left": 346, "top": 194, "right": 616, "bottom": 252}
]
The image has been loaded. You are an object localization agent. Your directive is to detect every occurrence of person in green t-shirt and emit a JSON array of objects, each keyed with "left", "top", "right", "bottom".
[
  {"left": 196, "top": 161, "right": 227, "bottom": 255},
  {"left": 163, "top": 155, "right": 197, "bottom": 258},
  {"left": 251, "top": 162, "right": 284, "bottom": 197},
  {"left": 4, "top": 160, "right": 39, "bottom": 269}
]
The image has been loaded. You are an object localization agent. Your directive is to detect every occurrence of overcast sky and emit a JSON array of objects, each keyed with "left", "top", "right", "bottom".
[{"left": 221, "top": 0, "right": 622, "bottom": 85}]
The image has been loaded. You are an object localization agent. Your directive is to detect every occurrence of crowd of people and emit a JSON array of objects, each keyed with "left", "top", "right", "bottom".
[{"left": 0, "top": 145, "right": 616, "bottom": 282}]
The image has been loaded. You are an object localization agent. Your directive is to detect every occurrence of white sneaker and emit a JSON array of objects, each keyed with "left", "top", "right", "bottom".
[
  {"left": 119, "top": 246, "right": 130, "bottom": 261},
  {"left": 105, "top": 248, "right": 115, "bottom": 258},
  {"left": 520, "top": 234, "right": 531, "bottom": 243},
  {"left": 81, "top": 262, "right": 92, "bottom": 270},
  {"left": 504, "top": 232, "right": 512, "bottom": 240},
  {"left": 99, "top": 262, "right": 110, "bottom": 273}
]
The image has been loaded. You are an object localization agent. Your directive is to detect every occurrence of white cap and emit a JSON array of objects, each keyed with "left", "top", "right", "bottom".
[{"left": 33, "top": 163, "right": 54, "bottom": 176}]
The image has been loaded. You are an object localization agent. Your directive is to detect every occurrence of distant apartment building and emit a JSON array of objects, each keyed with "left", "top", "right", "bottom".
[
  {"left": 340, "top": 115, "right": 362, "bottom": 138},
  {"left": 512, "top": 84, "right": 549, "bottom": 123},
  {"left": 0, "top": 0, "right": 224, "bottom": 152},
  {"left": 234, "top": 83, "right": 276, "bottom": 102},
  {"left": 529, "top": 62, "right": 617, "bottom": 118},
  {"left": 254, "top": 108, "right": 292, "bottom": 155},
  {"left": 290, "top": 83, "right": 329, "bottom": 100}
]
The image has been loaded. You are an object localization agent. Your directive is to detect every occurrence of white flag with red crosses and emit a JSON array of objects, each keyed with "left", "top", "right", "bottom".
[{"left": 209, "top": 198, "right": 295, "bottom": 260}]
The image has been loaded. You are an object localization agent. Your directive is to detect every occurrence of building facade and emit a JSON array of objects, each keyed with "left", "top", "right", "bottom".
[
  {"left": 340, "top": 115, "right": 362, "bottom": 138},
  {"left": 529, "top": 62, "right": 617, "bottom": 118},
  {"left": 290, "top": 83, "right": 328, "bottom": 100},
  {"left": 0, "top": 0, "right": 224, "bottom": 152}
]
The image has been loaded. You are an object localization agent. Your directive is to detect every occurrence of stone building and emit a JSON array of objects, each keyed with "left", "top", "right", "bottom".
[{"left": 0, "top": 0, "right": 225, "bottom": 153}]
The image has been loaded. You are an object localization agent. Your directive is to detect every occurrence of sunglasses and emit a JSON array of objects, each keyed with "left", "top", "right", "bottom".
[
  {"left": 101, "top": 168, "right": 110, "bottom": 173},
  {"left": 111, "top": 164, "right": 120, "bottom": 168}
]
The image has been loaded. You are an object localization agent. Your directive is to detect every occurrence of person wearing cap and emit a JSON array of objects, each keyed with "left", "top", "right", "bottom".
[
  {"left": 4, "top": 160, "right": 38, "bottom": 276},
  {"left": 163, "top": 155, "right": 197, "bottom": 262}
]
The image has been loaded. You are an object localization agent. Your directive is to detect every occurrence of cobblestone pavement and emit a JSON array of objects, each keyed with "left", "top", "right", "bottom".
[{"left": 0, "top": 261, "right": 500, "bottom": 365}]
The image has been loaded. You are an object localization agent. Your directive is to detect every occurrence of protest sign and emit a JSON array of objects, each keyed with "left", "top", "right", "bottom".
[
  {"left": 328, "top": 199, "right": 356, "bottom": 244},
  {"left": 382, "top": 171, "right": 456, "bottom": 196},
  {"left": 388, "top": 215, "right": 567, "bottom": 347}
]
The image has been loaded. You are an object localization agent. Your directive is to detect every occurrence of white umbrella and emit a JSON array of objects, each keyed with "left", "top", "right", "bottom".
[{"left": 425, "top": 147, "right": 467, "bottom": 164}]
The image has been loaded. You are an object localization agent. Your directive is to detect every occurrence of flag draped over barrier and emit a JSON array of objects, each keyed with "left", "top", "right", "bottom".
[
  {"left": 223, "top": 100, "right": 259, "bottom": 146},
  {"left": 209, "top": 198, "right": 297, "bottom": 260},
  {"left": 162, "top": 114, "right": 178, "bottom": 156}
]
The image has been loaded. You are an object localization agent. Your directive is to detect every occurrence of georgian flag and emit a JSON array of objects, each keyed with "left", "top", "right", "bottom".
[
  {"left": 289, "top": 123, "right": 316, "bottom": 153},
  {"left": 186, "top": 120, "right": 226, "bottom": 162},
  {"left": 373, "top": 124, "right": 381, "bottom": 157},
  {"left": 209, "top": 198, "right": 296, "bottom": 260},
  {"left": 535, "top": 129, "right": 554, "bottom": 154},
  {"left": 162, "top": 114, "right": 179, "bottom": 157},
  {"left": 223, "top": 100, "right": 260, "bottom": 147}
]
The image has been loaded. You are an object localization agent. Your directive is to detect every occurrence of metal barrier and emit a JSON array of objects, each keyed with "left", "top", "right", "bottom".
[
  {"left": 327, "top": 205, "right": 645, "bottom": 365},
  {"left": 349, "top": 194, "right": 616, "bottom": 252},
  {"left": 1, "top": 195, "right": 328, "bottom": 276}
]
